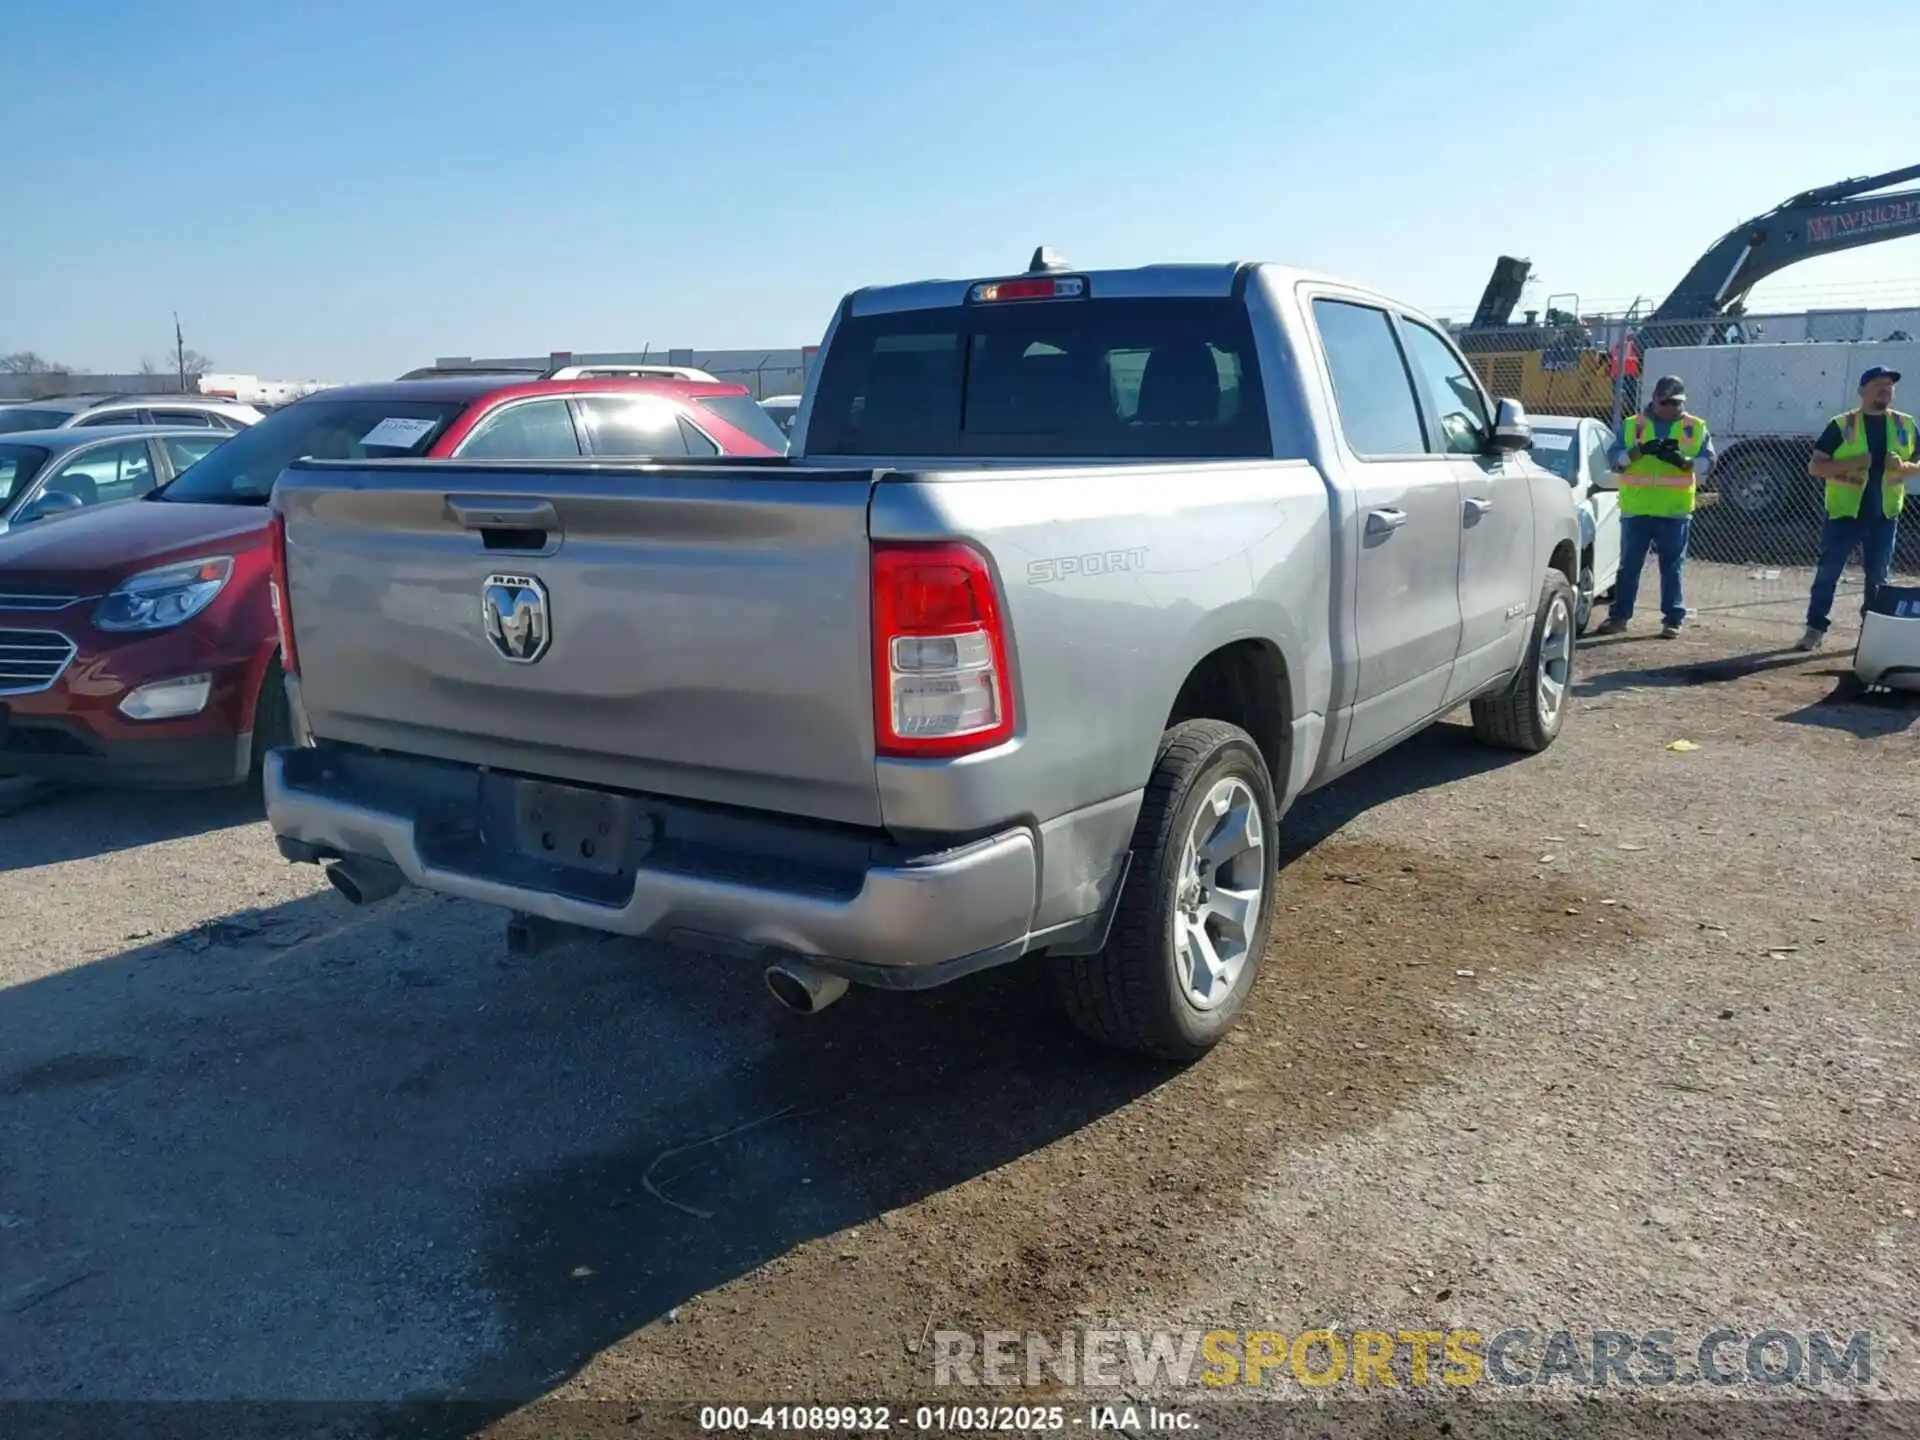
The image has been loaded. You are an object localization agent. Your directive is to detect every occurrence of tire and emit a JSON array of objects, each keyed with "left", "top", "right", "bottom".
[
  {"left": 1052, "top": 719, "right": 1278, "bottom": 1062},
  {"left": 247, "top": 658, "right": 293, "bottom": 781},
  {"left": 1717, "top": 454, "right": 1789, "bottom": 522},
  {"left": 1574, "top": 557, "right": 1596, "bottom": 636},
  {"left": 1470, "top": 570, "right": 1577, "bottom": 754}
]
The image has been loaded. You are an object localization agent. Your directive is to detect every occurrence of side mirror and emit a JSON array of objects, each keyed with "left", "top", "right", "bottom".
[
  {"left": 1489, "top": 398, "right": 1533, "bottom": 453},
  {"left": 15, "top": 489, "right": 85, "bottom": 525}
]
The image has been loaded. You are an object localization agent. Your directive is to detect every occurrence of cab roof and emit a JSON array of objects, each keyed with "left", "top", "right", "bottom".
[{"left": 844, "top": 259, "right": 1383, "bottom": 318}]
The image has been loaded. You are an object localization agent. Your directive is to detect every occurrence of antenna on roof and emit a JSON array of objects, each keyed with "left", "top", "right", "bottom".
[{"left": 1028, "top": 246, "right": 1071, "bottom": 275}]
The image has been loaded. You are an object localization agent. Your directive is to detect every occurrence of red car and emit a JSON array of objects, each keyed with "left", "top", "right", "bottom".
[{"left": 0, "top": 376, "right": 789, "bottom": 789}]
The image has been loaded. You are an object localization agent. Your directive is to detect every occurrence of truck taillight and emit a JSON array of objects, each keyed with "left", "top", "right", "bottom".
[
  {"left": 871, "top": 541, "right": 1015, "bottom": 758},
  {"left": 267, "top": 511, "right": 299, "bottom": 677}
]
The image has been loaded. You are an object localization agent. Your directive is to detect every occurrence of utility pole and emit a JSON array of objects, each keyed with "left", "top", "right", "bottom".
[{"left": 174, "top": 312, "right": 187, "bottom": 390}]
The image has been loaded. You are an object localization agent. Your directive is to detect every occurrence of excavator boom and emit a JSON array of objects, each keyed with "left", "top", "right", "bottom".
[{"left": 1649, "top": 162, "right": 1920, "bottom": 323}]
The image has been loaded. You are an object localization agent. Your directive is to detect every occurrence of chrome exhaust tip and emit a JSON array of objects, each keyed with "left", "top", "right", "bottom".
[
  {"left": 764, "top": 960, "right": 850, "bottom": 1015},
  {"left": 325, "top": 857, "right": 404, "bottom": 906}
]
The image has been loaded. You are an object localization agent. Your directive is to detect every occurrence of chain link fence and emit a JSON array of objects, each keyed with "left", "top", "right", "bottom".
[{"left": 1463, "top": 317, "right": 1918, "bottom": 640}]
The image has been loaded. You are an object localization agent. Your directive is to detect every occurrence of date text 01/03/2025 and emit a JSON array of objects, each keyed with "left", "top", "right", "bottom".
[{"left": 697, "top": 1403, "right": 1199, "bottom": 1432}]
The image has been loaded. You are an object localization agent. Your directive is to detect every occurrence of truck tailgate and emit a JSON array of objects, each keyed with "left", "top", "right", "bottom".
[{"left": 275, "top": 460, "right": 885, "bottom": 827}]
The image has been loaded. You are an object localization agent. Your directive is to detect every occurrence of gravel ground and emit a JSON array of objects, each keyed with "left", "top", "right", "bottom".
[{"left": 1, "top": 612, "right": 1914, "bottom": 1438}]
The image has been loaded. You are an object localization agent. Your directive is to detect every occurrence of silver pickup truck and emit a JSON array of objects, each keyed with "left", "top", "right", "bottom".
[{"left": 264, "top": 252, "right": 1580, "bottom": 1061}]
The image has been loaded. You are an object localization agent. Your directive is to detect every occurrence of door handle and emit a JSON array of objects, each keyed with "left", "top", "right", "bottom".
[
  {"left": 1464, "top": 496, "right": 1495, "bottom": 516},
  {"left": 1366, "top": 508, "right": 1408, "bottom": 536},
  {"left": 447, "top": 495, "right": 560, "bottom": 531}
]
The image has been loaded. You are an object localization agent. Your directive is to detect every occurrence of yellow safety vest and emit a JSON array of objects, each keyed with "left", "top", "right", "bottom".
[
  {"left": 1620, "top": 412, "right": 1709, "bottom": 518},
  {"left": 1825, "top": 408, "right": 1915, "bottom": 520}
]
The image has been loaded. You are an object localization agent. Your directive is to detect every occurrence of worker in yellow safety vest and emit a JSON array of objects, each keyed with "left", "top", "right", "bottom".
[
  {"left": 1799, "top": 366, "right": 1920, "bottom": 650},
  {"left": 1592, "top": 375, "right": 1716, "bottom": 639}
]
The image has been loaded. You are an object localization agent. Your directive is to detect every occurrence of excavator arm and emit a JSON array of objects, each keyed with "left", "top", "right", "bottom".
[{"left": 1649, "top": 162, "right": 1920, "bottom": 323}]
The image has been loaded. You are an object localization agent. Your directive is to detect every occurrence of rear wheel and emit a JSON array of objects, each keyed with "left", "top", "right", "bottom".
[
  {"left": 1470, "top": 570, "right": 1577, "bottom": 753},
  {"left": 1052, "top": 719, "right": 1278, "bottom": 1061}
]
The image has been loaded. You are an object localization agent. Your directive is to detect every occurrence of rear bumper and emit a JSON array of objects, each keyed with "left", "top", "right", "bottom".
[{"left": 264, "top": 745, "right": 1050, "bottom": 987}]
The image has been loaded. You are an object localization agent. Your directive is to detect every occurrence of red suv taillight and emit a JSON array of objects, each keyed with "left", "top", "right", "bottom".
[
  {"left": 267, "top": 511, "right": 300, "bottom": 677},
  {"left": 871, "top": 541, "right": 1015, "bottom": 758}
]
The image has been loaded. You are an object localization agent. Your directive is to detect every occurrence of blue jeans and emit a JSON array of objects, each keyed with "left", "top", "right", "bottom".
[
  {"left": 1609, "top": 514, "right": 1691, "bottom": 628},
  {"left": 1806, "top": 510, "right": 1900, "bottom": 632}
]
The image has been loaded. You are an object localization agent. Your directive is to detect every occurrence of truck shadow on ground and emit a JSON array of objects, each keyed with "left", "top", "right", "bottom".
[
  {"left": 0, "top": 721, "right": 1545, "bottom": 1425},
  {"left": 1276, "top": 717, "right": 1528, "bottom": 860},
  {"left": 0, "top": 780, "right": 263, "bottom": 874}
]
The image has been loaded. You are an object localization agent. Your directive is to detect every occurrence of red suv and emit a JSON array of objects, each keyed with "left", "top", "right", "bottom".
[{"left": 0, "top": 375, "right": 788, "bottom": 789}]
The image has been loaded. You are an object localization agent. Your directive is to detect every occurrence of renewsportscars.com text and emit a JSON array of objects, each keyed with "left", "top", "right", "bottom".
[{"left": 933, "top": 1327, "right": 1873, "bottom": 1390}]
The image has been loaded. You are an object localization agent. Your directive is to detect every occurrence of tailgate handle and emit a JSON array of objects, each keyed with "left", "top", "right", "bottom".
[{"left": 446, "top": 496, "right": 560, "bottom": 550}]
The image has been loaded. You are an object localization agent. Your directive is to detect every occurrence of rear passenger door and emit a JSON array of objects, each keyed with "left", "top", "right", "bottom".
[
  {"left": 1308, "top": 297, "right": 1464, "bottom": 763},
  {"left": 1396, "top": 318, "right": 1535, "bottom": 705}
]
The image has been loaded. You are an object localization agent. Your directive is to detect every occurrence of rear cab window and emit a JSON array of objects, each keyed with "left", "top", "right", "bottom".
[{"left": 808, "top": 295, "right": 1272, "bottom": 458}]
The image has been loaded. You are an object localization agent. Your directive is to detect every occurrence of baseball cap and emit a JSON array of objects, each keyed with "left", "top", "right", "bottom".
[
  {"left": 1651, "top": 375, "right": 1687, "bottom": 403},
  {"left": 1860, "top": 365, "right": 1902, "bottom": 386}
]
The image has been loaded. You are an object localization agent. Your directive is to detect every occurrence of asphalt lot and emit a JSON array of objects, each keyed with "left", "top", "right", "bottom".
[{"left": 1, "top": 614, "right": 1916, "bottom": 1437}]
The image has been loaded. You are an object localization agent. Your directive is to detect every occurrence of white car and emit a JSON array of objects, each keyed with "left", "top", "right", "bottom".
[
  {"left": 758, "top": 393, "right": 801, "bottom": 440},
  {"left": 1529, "top": 415, "right": 1622, "bottom": 634}
]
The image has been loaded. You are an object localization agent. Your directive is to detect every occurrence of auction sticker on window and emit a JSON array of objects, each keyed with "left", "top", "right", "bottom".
[
  {"left": 1531, "top": 431, "right": 1574, "bottom": 450},
  {"left": 361, "top": 417, "right": 440, "bottom": 449}
]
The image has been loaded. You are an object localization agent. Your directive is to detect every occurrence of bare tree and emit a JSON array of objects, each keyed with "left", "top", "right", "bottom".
[{"left": 1, "top": 351, "right": 72, "bottom": 375}]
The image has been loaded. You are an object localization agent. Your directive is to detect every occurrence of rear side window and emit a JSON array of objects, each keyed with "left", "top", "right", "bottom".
[
  {"left": 151, "top": 409, "right": 215, "bottom": 428},
  {"left": 575, "top": 395, "right": 694, "bottom": 458},
  {"left": 809, "top": 297, "right": 1272, "bottom": 458},
  {"left": 75, "top": 409, "right": 146, "bottom": 428},
  {"left": 678, "top": 418, "right": 720, "bottom": 457},
  {"left": 695, "top": 393, "right": 791, "bottom": 452},
  {"left": 162, "top": 434, "right": 228, "bottom": 473},
  {"left": 1311, "top": 300, "right": 1427, "bottom": 457}
]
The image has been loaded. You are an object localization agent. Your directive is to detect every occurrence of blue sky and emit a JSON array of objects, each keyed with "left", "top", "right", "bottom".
[{"left": 5, "top": 0, "right": 1918, "bottom": 380}]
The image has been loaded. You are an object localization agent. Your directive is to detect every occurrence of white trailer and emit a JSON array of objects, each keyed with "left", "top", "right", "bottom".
[{"left": 1640, "top": 339, "right": 1920, "bottom": 519}]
